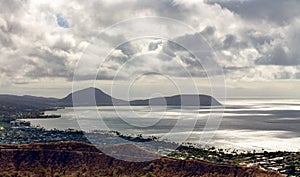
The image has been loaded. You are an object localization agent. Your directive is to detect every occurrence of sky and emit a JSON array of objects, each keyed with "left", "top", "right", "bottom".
[{"left": 0, "top": 0, "right": 300, "bottom": 99}]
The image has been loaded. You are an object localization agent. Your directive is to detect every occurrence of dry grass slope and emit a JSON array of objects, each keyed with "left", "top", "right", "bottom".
[{"left": 0, "top": 142, "right": 283, "bottom": 177}]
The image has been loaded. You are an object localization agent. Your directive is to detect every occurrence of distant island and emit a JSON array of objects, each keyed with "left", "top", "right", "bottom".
[
  {"left": 61, "top": 87, "right": 222, "bottom": 107},
  {"left": 0, "top": 87, "right": 222, "bottom": 115}
]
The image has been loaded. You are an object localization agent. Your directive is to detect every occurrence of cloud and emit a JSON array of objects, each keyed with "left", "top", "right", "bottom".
[
  {"left": 148, "top": 40, "right": 162, "bottom": 51},
  {"left": 0, "top": 0, "right": 82, "bottom": 83},
  {"left": 206, "top": 0, "right": 300, "bottom": 25},
  {"left": 254, "top": 19, "right": 300, "bottom": 66},
  {"left": 92, "top": 38, "right": 213, "bottom": 80},
  {"left": 1, "top": 0, "right": 300, "bottom": 87}
]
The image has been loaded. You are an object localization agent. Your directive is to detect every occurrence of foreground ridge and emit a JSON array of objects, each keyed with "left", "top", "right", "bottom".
[{"left": 0, "top": 142, "right": 282, "bottom": 177}]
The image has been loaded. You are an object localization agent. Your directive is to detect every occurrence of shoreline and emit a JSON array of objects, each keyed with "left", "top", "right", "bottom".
[
  {"left": 18, "top": 117, "right": 300, "bottom": 153},
  {"left": 0, "top": 121, "right": 299, "bottom": 176}
]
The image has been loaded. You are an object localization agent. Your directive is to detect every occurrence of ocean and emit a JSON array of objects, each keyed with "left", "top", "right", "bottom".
[{"left": 24, "top": 98, "right": 300, "bottom": 152}]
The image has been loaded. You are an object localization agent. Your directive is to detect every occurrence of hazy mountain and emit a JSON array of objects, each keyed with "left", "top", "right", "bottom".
[
  {"left": 59, "top": 87, "right": 126, "bottom": 107},
  {"left": 0, "top": 87, "right": 222, "bottom": 112},
  {"left": 59, "top": 87, "right": 221, "bottom": 107},
  {"left": 130, "top": 94, "right": 221, "bottom": 107},
  {"left": 0, "top": 95, "right": 58, "bottom": 112}
]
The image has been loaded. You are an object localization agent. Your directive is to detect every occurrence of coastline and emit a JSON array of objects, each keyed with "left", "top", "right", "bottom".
[
  {"left": 1, "top": 98, "right": 300, "bottom": 176},
  {"left": 0, "top": 120, "right": 298, "bottom": 176}
]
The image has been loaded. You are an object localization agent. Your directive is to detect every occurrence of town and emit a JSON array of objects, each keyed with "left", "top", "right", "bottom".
[
  {"left": 168, "top": 144, "right": 300, "bottom": 176},
  {"left": 0, "top": 112, "right": 299, "bottom": 176}
]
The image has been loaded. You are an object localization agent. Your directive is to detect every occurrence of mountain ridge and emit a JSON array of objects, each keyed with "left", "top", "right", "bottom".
[
  {"left": 0, "top": 87, "right": 222, "bottom": 112},
  {"left": 59, "top": 87, "right": 126, "bottom": 106},
  {"left": 60, "top": 87, "right": 222, "bottom": 107}
]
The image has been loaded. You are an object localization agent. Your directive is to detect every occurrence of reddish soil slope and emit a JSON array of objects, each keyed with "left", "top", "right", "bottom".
[{"left": 0, "top": 142, "right": 283, "bottom": 177}]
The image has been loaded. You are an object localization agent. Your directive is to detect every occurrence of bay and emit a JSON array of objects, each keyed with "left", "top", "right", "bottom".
[{"left": 24, "top": 98, "right": 300, "bottom": 152}]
